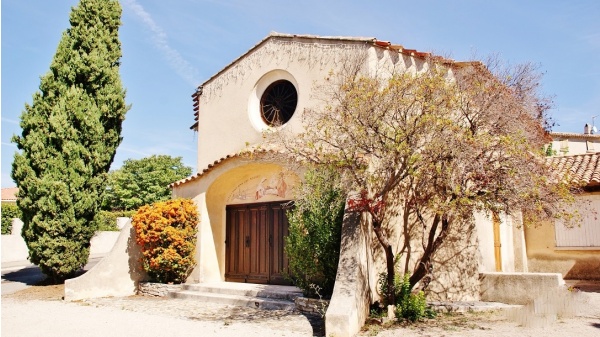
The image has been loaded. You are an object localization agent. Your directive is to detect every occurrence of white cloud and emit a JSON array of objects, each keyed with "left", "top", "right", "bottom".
[
  {"left": 123, "top": 0, "right": 200, "bottom": 86},
  {"left": 1, "top": 118, "right": 19, "bottom": 125},
  {"left": 117, "top": 146, "right": 152, "bottom": 157},
  {"left": 2, "top": 142, "right": 17, "bottom": 148}
]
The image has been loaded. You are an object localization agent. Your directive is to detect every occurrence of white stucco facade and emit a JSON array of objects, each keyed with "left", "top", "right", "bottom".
[{"left": 172, "top": 32, "right": 528, "bottom": 336}]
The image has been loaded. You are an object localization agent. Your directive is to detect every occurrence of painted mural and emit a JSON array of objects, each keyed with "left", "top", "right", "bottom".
[{"left": 226, "top": 170, "right": 296, "bottom": 203}]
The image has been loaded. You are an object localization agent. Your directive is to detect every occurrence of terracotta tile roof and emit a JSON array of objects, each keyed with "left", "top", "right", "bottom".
[
  {"left": 169, "top": 147, "right": 290, "bottom": 188},
  {"left": 547, "top": 153, "right": 600, "bottom": 187},
  {"left": 549, "top": 132, "right": 600, "bottom": 140},
  {"left": 1, "top": 187, "right": 18, "bottom": 202},
  {"left": 169, "top": 153, "right": 239, "bottom": 188}
]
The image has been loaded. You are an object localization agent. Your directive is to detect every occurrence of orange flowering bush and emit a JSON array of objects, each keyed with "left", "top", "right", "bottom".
[{"left": 132, "top": 198, "right": 199, "bottom": 283}]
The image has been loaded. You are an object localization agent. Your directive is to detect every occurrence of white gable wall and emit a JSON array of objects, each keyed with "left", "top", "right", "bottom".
[{"left": 196, "top": 37, "right": 429, "bottom": 169}]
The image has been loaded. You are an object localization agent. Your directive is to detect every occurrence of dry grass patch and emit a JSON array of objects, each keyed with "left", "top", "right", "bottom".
[{"left": 3, "top": 281, "right": 65, "bottom": 301}]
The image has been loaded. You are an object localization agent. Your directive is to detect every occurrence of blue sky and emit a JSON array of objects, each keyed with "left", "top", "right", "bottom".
[{"left": 2, "top": 0, "right": 599, "bottom": 188}]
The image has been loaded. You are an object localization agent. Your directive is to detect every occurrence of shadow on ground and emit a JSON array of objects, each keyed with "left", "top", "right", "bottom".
[
  {"left": 183, "top": 305, "right": 325, "bottom": 336},
  {"left": 1, "top": 266, "right": 47, "bottom": 286}
]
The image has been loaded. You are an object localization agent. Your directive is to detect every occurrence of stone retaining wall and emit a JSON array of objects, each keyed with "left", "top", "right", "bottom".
[
  {"left": 295, "top": 297, "right": 329, "bottom": 315},
  {"left": 138, "top": 282, "right": 183, "bottom": 297}
]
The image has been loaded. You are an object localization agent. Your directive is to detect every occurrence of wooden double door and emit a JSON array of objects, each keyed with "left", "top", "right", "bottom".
[{"left": 225, "top": 201, "right": 291, "bottom": 285}]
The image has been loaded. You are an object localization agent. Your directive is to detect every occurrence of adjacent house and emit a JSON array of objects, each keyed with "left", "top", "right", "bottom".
[
  {"left": 547, "top": 130, "right": 600, "bottom": 156},
  {"left": 1, "top": 187, "right": 18, "bottom": 204},
  {"left": 525, "top": 133, "right": 600, "bottom": 279}
]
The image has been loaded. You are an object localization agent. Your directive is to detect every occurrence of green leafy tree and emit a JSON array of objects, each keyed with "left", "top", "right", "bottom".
[
  {"left": 285, "top": 167, "right": 345, "bottom": 298},
  {"left": 102, "top": 155, "right": 192, "bottom": 211},
  {"left": 11, "top": 0, "right": 129, "bottom": 282}
]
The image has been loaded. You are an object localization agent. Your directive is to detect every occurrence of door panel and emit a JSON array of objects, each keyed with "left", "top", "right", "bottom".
[
  {"left": 225, "top": 208, "right": 247, "bottom": 282},
  {"left": 225, "top": 201, "right": 291, "bottom": 284},
  {"left": 247, "top": 205, "right": 269, "bottom": 283}
]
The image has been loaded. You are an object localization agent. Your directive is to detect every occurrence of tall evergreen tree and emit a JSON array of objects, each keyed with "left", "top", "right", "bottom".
[{"left": 11, "top": 0, "right": 129, "bottom": 282}]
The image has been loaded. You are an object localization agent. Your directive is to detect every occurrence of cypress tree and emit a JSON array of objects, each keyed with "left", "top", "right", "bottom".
[{"left": 11, "top": 0, "right": 129, "bottom": 282}]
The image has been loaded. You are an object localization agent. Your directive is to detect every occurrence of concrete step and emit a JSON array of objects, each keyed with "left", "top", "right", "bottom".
[
  {"left": 169, "top": 290, "right": 297, "bottom": 311},
  {"left": 179, "top": 282, "right": 303, "bottom": 301},
  {"left": 168, "top": 282, "right": 303, "bottom": 311}
]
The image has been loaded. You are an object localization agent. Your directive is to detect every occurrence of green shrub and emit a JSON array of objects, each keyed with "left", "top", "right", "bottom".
[
  {"left": 377, "top": 271, "right": 403, "bottom": 306},
  {"left": 1, "top": 203, "right": 21, "bottom": 235},
  {"left": 132, "top": 198, "right": 198, "bottom": 283},
  {"left": 285, "top": 168, "right": 345, "bottom": 298},
  {"left": 92, "top": 210, "right": 135, "bottom": 231},
  {"left": 378, "top": 272, "right": 436, "bottom": 322}
]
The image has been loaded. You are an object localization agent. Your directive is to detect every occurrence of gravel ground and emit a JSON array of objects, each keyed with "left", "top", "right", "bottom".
[
  {"left": 359, "top": 289, "right": 600, "bottom": 337},
  {"left": 2, "top": 282, "right": 599, "bottom": 337},
  {"left": 1, "top": 284, "right": 318, "bottom": 337}
]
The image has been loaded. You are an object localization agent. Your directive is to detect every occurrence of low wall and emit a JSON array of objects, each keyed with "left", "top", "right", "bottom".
[
  {"left": 65, "top": 220, "right": 148, "bottom": 301},
  {"left": 1, "top": 218, "right": 121, "bottom": 264},
  {"left": 89, "top": 232, "right": 121, "bottom": 258},
  {"left": 1, "top": 219, "right": 28, "bottom": 263},
  {"left": 138, "top": 282, "right": 183, "bottom": 297},
  {"left": 1, "top": 235, "right": 29, "bottom": 263},
  {"left": 479, "top": 272, "right": 565, "bottom": 305},
  {"left": 325, "top": 210, "right": 372, "bottom": 337}
]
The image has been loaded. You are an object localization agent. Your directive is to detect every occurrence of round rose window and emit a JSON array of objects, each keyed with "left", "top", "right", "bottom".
[{"left": 260, "top": 80, "right": 298, "bottom": 126}]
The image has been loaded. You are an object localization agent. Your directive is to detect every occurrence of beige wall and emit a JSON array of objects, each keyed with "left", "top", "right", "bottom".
[
  {"left": 525, "top": 192, "right": 600, "bottom": 280},
  {"left": 359, "top": 209, "right": 528, "bottom": 302},
  {"left": 326, "top": 209, "right": 374, "bottom": 337},
  {"left": 475, "top": 212, "right": 528, "bottom": 273}
]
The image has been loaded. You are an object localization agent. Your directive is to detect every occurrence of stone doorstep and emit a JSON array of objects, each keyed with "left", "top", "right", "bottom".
[
  {"left": 179, "top": 282, "right": 303, "bottom": 301},
  {"left": 169, "top": 290, "right": 297, "bottom": 311},
  {"left": 167, "top": 282, "right": 303, "bottom": 311}
]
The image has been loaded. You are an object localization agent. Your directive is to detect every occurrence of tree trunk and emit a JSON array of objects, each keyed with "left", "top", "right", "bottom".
[
  {"left": 372, "top": 219, "right": 396, "bottom": 305},
  {"left": 409, "top": 215, "right": 449, "bottom": 289}
]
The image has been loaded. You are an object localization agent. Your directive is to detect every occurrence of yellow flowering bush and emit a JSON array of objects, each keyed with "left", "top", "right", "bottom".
[{"left": 132, "top": 198, "right": 199, "bottom": 283}]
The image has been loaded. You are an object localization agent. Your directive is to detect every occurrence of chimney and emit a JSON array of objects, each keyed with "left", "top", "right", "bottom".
[{"left": 584, "top": 123, "right": 591, "bottom": 134}]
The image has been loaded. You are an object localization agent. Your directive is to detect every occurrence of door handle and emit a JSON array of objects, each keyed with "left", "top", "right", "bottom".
[{"left": 245, "top": 236, "right": 250, "bottom": 247}]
